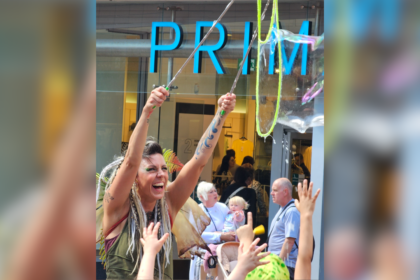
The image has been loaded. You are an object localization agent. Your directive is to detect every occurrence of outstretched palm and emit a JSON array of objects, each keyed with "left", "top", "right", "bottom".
[{"left": 294, "top": 180, "right": 320, "bottom": 216}]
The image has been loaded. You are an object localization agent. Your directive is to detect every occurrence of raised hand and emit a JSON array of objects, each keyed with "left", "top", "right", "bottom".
[
  {"left": 234, "top": 210, "right": 244, "bottom": 222},
  {"left": 294, "top": 180, "right": 321, "bottom": 217},
  {"left": 140, "top": 222, "right": 169, "bottom": 256},
  {"left": 227, "top": 238, "right": 270, "bottom": 280},
  {"left": 145, "top": 87, "right": 169, "bottom": 113},
  {"left": 236, "top": 212, "right": 254, "bottom": 249},
  {"left": 218, "top": 93, "right": 236, "bottom": 115},
  {"left": 294, "top": 180, "right": 320, "bottom": 280}
]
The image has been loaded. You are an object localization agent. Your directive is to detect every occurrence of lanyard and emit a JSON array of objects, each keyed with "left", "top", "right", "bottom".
[
  {"left": 266, "top": 200, "right": 295, "bottom": 246},
  {"left": 204, "top": 206, "right": 219, "bottom": 232}
]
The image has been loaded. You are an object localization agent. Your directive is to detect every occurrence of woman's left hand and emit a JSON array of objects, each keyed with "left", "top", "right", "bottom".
[{"left": 218, "top": 93, "right": 236, "bottom": 115}]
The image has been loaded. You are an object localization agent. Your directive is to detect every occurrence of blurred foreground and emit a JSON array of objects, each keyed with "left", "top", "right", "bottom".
[
  {"left": 0, "top": 0, "right": 95, "bottom": 279},
  {"left": 325, "top": 0, "right": 420, "bottom": 279}
]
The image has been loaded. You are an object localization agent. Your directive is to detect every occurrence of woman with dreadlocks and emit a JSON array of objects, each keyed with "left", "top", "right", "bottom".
[{"left": 97, "top": 87, "right": 236, "bottom": 279}]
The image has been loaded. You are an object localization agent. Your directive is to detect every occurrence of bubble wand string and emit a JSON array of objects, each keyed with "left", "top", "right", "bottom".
[{"left": 152, "top": 0, "right": 236, "bottom": 109}]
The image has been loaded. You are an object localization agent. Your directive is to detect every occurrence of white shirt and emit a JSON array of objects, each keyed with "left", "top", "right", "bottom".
[{"left": 199, "top": 202, "right": 230, "bottom": 243}]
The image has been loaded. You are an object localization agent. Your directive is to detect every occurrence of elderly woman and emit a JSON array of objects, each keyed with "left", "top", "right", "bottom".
[
  {"left": 97, "top": 87, "right": 236, "bottom": 279},
  {"left": 189, "top": 181, "right": 236, "bottom": 280}
]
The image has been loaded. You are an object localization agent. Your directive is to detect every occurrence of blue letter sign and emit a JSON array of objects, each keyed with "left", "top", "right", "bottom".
[
  {"left": 150, "top": 22, "right": 183, "bottom": 73},
  {"left": 242, "top": 22, "right": 253, "bottom": 75},
  {"left": 269, "top": 21, "right": 311, "bottom": 75},
  {"left": 194, "top": 22, "right": 227, "bottom": 74}
]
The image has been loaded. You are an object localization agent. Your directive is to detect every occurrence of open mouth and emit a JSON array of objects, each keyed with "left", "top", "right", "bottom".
[{"left": 152, "top": 183, "right": 164, "bottom": 189}]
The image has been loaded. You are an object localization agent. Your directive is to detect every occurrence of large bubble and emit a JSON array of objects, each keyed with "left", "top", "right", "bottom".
[{"left": 256, "top": 25, "right": 324, "bottom": 135}]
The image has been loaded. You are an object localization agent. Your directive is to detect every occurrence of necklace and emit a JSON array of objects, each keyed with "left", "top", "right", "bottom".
[{"left": 146, "top": 210, "right": 155, "bottom": 224}]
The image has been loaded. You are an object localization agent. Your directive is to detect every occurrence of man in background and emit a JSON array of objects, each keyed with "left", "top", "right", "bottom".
[{"left": 268, "top": 178, "right": 300, "bottom": 280}]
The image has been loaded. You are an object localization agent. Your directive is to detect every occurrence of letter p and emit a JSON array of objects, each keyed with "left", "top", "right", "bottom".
[{"left": 150, "top": 22, "right": 183, "bottom": 73}]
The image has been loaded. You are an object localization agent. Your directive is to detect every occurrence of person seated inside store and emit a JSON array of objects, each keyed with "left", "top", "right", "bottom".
[
  {"left": 220, "top": 166, "right": 257, "bottom": 224},
  {"left": 293, "top": 153, "right": 310, "bottom": 180}
]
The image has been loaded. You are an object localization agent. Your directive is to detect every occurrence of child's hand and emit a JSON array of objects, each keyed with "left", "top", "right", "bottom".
[
  {"left": 140, "top": 222, "right": 169, "bottom": 256},
  {"left": 237, "top": 238, "right": 271, "bottom": 275},
  {"left": 236, "top": 212, "right": 254, "bottom": 249},
  {"left": 234, "top": 210, "right": 244, "bottom": 222},
  {"left": 294, "top": 180, "right": 321, "bottom": 217}
]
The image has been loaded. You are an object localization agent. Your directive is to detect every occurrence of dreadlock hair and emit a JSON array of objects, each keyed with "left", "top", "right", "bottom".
[{"left": 96, "top": 137, "right": 172, "bottom": 279}]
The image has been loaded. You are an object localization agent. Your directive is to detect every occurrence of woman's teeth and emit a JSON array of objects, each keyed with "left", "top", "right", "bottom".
[{"left": 153, "top": 183, "right": 164, "bottom": 189}]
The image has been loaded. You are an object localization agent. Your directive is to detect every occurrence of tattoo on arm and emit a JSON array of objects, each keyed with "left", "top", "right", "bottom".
[
  {"left": 147, "top": 119, "right": 149, "bottom": 124},
  {"left": 195, "top": 114, "right": 222, "bottom": 159},
  {"left": 104, "top": 191, "right": 115, "bottom": 203}
]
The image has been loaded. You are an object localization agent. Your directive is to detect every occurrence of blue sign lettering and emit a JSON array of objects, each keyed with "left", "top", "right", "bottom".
[
  {"left": 242, "top": 22, "right": 253, "bottom": 75},
  {"left": 268, "top": 23, "right": 278, "bottom": 75},
  {"left": 269, "top": 21, "right": 311, "bottom": 75},
  {"left": 149, "top": 21, "right": 315, "bottom": 76},
  {"left": 194, "top": 21, "right": 227, "bottom": 74},
  {"left": 150, "top": 22, "right": 183, "bottom": 73}
]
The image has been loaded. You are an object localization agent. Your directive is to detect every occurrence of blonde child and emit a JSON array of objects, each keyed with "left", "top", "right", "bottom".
[{"left": 223, "top": 196, "right": 248, "bottom": 233}]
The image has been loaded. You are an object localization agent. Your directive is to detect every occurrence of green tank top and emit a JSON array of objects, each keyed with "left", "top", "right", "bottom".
[{"left": 105, "top": 218, "right": 173, "bottom": 280}]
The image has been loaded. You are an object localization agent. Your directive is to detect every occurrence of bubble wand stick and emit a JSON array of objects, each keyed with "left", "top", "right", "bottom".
[
  {"left": 221, "top": 0, "right": 271, "bottom": 116},
  {"left": 152, "top": 0, "right": 236, "bottom": 109}
]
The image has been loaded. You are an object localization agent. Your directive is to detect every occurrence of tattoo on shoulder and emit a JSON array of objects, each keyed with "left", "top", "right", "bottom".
[{"left": 104, "top": 191, "right": 115, "bottom": 203}]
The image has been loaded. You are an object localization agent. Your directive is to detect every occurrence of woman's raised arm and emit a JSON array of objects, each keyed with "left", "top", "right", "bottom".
[
  {"left": 103, "top": 87, "right": 169, "bottom": 229},
  {"left": 168, "top": 93, "right": 236, "bottom": 214}
]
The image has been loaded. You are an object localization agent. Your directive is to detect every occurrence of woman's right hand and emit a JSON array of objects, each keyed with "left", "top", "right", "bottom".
[
  {"left": 220, "top": 232, "right": 236, "bottom": 242},
  {"left": 144, "top": 87, "right": 169, "bottom": 114}
]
